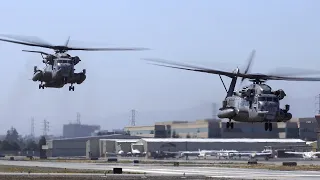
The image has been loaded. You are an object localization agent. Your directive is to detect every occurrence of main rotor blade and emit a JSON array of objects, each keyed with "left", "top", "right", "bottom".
[
  {"left": 0, "top": 34, "right": 149, "bottom": 52},
  {"left": 267, "top": 67, "right": 320, "bottom": 77},
  {"left": 65, "top": 47, "right": 149, "bottom": 51},
  {"left": 244, "top": 50, "right": 255, "bottom": 74},
  {"left": 22, "top": 50, "right": 50, "bottom": 55},
  {"left": 145, "top": 58, "right": 320, "bottom": 82},
  {"left": 265, "top": 75, "right": 320, "bottom": 81},
  {"left": 0, "top": 34, "right": 53, "bottom": 47},
  {"left": 241, "top": 50, "right": 256, "bottom": 83},
  {"left": 143, "top": 58, "right": 236, "bottom": 77},
  {"left": 0, "top": 37, "right": 53, "bottom": 49}
]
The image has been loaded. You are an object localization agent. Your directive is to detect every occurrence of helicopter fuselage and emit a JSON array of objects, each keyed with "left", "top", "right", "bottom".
[
  {"left": 32, "top": 55, "right": 86, "bottom": 90},
  {"left": 218, "top": 84, "right": 292, "bottom": 123}
]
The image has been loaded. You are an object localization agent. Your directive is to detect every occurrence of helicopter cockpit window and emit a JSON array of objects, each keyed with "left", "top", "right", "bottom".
[
  {"left": 258, "top": 97, "right": 266, "bottom": 101},
  {"left": 57, "top": 60, "right": 70, "bottom": 64},
  {"left": 259, "top": 84, "right": 272, "bottom": 93},
  {"left": 266, "top": 97, "right": 272, "bottom": 101}
]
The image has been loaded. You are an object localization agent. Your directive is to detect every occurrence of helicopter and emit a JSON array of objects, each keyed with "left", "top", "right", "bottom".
[
  {"left": 142, "top": 50, "right": 320, "bottom": 131},
  {"left": 0, "top": 34, "right": 148, "bottom": 91}
]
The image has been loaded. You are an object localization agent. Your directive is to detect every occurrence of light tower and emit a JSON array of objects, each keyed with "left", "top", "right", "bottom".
[{"left": 315, "top": 94, "right": 320, "bottom": 151}]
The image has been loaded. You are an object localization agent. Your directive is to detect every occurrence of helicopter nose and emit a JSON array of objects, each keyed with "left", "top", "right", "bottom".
[{"left": 58, "top": 65, "right": 72, "bottom": 75}]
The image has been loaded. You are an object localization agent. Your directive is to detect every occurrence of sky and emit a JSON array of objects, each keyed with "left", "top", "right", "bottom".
[{"left": 0, "top": 0, "right": 319, "bottom": 136}]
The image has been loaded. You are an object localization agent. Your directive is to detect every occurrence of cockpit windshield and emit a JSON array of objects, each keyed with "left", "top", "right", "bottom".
[
  {"left": 258, "top": 96, "right": 279, "bottom": 102},
  {"left": 57, "top": 59, "right": 71, "bottom": 64}
]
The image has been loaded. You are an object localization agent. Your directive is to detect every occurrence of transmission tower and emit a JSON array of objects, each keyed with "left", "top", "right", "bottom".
[
  {"left": 212, "top": 103, "right": 217, "bottom": 120},
  {"left": 315, "top": 94, "right": 320, "bottom": 114},
  {"left": 42, "top": 119, "right": 50, "bottom": 136},
  {"left": 130, "top": 109, "right": 136, "bottom": 126},
  {"left": 76, "top": 112, "right": 81, "bottom": 124},
  {"left": 31, "top": 117, "right": 35, "bottom": 137}
]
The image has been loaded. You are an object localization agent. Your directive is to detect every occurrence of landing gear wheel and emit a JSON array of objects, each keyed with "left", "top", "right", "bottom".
[
  {"left": 69, "top": 86, "right": 75, "bottom": 91},
  {"left": 226, "top": 122, "right": 230, "bottom": 129},
  {"left": 264, "top": 122, "right": 269, "bottom": 131},
  {"left": 268, "top": 123, "right": 272, "bottom": 131},
  {"left": 38, "top": 84, "right": 44, "bottom": 89},
  {"left": 230, "top": 122, "right": 234, "bottom": 129}
]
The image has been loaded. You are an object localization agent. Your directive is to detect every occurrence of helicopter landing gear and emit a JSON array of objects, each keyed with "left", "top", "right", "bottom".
[
  {"left": 226, "top": 120, "right": 234, "bottom": 129},
  {"left": 38, "top": 83, "right": 44, "bottom": 89},
  {"left": 264, "top": 122, "right": 272, "bottom": 131},
  {"left": 69, "top": 85, "right": 74, "bottom": 91}
]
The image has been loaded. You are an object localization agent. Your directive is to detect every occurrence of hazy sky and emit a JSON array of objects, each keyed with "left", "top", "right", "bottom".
[{"left": 0, "top": 0, "right": 319, "bottom": 136}]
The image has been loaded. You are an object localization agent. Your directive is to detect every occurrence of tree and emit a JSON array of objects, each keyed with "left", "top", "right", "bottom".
[
  {"left": 24, "top": 140, "right": 38, "bottom": 151},
  {"left": 186, "top": 133, "right": 191, "bottom": 138},
  {"left": 172, "top": 131, "right": 179, "bottom": 138},
  {"left": 0, "top": 127, "right": 22, "bottom": 151},
  {"left": 5, "top": 127, "right": 19, "bottom": 143}
]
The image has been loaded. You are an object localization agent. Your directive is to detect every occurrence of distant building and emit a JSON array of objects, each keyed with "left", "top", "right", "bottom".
[
  {"left": 91, "top": 129, "right": 127, "bottom": 136},
  {"left": 124, "top": 117, "right": 318, "bottom": 140},
  {"left": 63, "top": 123, "right": 100, "bottom": 138}
]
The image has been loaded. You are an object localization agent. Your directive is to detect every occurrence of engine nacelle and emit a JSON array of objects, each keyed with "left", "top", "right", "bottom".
[
  {"left": 68, "top": 72, "right": 86, "bottom": 84},
  {"left": 276, "top": 109, "right": 292, "bottom": 122},
  {"left": 218, "top": 108, "right": 236, "bottom": 119},
  {"left": 273, "top": 89, "right": 286, "bottom": 100},
  {"left": 32, "top": 70, "right": 43, "bottom": 81},
  {"left": 76, "top": 73, "right": 86, "bottom": 84},
  {"left": 72, "top": 56, "right": 81, "bottom": 65}
]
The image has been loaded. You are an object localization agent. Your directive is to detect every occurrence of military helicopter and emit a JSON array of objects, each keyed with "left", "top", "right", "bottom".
[
  {"left": 143, "top": 51, "right": 320, "bottom": 131},
  {"left": 0, "top": 34, "right": 148, "bottom": 91}
]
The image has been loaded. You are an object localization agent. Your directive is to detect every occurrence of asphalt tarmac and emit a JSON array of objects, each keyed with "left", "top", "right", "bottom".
[{"left": 0, "top": 160, "right": 320, "bottom": 179}]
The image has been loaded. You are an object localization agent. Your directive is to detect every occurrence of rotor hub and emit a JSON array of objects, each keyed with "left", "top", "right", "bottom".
[{"left": 249, "top": 78, "right": 266, "bottom": 84}]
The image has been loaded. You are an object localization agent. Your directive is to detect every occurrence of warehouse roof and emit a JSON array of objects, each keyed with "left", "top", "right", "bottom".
[
  {"left": 99, "top": 139, "right": 139, "bottom": 143},
  {"left": 140, "top": 138, "right": 305, "bottom": 143}
]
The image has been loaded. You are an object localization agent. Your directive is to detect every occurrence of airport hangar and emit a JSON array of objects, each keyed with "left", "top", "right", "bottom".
[
  {"left": 45, "top": 135, "right": 309, "bottom": 158},
  {"left": 44, "top": 117, "right": 318, "bottom": 158}
]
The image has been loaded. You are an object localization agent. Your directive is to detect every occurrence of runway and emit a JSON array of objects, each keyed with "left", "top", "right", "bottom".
[{"left": 0, "top": 160, "right": 320, "bottom": 179}]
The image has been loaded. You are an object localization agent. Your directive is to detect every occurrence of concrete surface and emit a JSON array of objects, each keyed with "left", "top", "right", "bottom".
[{"left": 0, "top": 160, "right": 320, "bottom": 179}]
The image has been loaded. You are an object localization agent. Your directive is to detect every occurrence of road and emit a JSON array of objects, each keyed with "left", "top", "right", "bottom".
[{"left": 0, "top": 160, "right": 320, "bottom": 179}]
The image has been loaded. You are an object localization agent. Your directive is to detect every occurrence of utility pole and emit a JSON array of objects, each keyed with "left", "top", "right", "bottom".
[
  {"left": 130, "top": 109, "right": 136, "bottom": 126},
  {"left": 31, "top": 117, "right": 35, "bottom": 138},
  {"left": 42, "top": 119, "right": 49, "bottom": 136}
]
